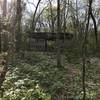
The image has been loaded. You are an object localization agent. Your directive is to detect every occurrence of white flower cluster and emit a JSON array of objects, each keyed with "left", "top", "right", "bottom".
[{"left": 14, "top": 79, "right": 24, "bottom": 87}]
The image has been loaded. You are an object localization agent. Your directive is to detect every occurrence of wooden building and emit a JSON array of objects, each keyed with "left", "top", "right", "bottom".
[{"left": 28, "top": 32, "right": 73, "bottom": 52}]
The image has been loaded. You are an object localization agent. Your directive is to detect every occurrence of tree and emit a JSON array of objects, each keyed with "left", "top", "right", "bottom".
[
  {"left": 0, "top": 0, "right": 7, "bottom": 52},
  {"left": 15, "top": 0, "right": 22, "bottom": 52},
  {"left": 0, "top": 18, "right": 2, "bottom": 52},
  {"left": 48, "top": 0, "right": 55, "bottom": 32},
  {"left": 3, "top": 0, "right": 7, "bottom": 17},
  {"left": 31, "top": 0, "right": 42, "bottom": 31},
  {"left": 57, "top": 0, "right": 62, "bottom": 67},
  {"left": 82, "top": 0, "right": 97, "bottom": 100}
]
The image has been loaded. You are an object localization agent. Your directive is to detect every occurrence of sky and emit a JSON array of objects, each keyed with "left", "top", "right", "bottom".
[
  {"left": 5, "top": 0, "right": 100, "bottom": 15},
  {"left": 1, "top": 0, "right": 100, "bottom": 29},
  {"left": 7, "top": 0, "right": 56, "bottom": 12},
  {"left": 7, "top": 0, "right": 37, "bottom": 10},
  {"left": 7, "top": 0, "right": 99, "bottom": 10}
]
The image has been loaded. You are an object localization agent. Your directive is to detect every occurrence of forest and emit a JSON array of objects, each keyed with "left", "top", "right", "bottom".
[{"left": 0, "top": 0, "right": 100, "bottom": 100}]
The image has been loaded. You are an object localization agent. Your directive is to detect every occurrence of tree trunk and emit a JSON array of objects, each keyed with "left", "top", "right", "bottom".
[
  {"left": 15, "top": 0, "right": 22, "bottom": 52},
  {"left": 3, "top": 0, "right": 7, "bottom": 17},
  {"left": 57, "top": 0, "right": 62, "bottom": 67},
  {"left": 82, "top": 1, "right": 97, "bottom": 99},
  {"left": 32, "top": 0, "right": 41, "bottom": 31},
  {"left": 0, "top": 20, "right": 1, "bottom": 53}
]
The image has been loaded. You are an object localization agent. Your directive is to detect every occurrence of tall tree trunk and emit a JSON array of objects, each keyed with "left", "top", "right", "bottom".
[
  {"left": 63, "top": 0, "right": 66, "bottom": 33},
  {"left": 32, "top": 0, "right": 41, "bottom": 31},
  {"left": 15, "top": 0, "right": 22, "bottom": 52},
  {"left": 82, "top": 1, "right": 97, "bottom": 99},
  {"left": 0, "top": 20, "right": 1, "bottom": 53},
  {"left": 57, "top": 0, "right": 61, "bottom": 67},
  {"left": 82, "top": 0, "right": 92, "bottom": 100},
  {"left": 3, "top": 0, "right": 7, "bottom": 17},
  {"left": 49, "top": 0, "right": 54, "bottom": 32},
  {"left": 0, "top": 0, "right": 7, "bottom": 53}
]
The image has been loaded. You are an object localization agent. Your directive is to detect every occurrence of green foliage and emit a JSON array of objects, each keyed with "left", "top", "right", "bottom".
[
  {"left": 3, "top": 68, "right": 51, "bottom": 100},
  {"left": 2, "top": 52, "right": 66, "bottom": 99},
  {"left": 1, "top": 52, "right": 100, "bottom": 100},
  {"left": 65, "top": 40, "right": 81, "bottom": 64}
]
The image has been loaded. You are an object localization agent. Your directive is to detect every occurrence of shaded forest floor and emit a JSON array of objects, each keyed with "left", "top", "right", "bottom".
[{"left": 0, "top": 51, "right": 100, "bottom": 100}]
